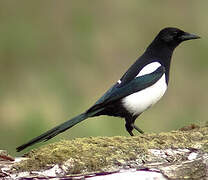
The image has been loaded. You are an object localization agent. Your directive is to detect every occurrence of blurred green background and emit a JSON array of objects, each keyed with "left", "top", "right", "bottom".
[{"left": 0, "top": 1, "right": 207, "bottom": 155}]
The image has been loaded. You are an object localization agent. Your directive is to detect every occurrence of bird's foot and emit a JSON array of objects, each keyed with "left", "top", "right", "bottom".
[
  {"left": 131, "top": 124, "right": 144, "bottom": 134},
  {"left": 128, "top": 131, "right": 134, "bottom": 136},
  {"left": 126, "top": 123, "right": 144, "bottom": 136}
]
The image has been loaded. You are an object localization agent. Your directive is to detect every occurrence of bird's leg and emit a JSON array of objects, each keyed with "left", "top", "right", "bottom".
[
  {"left": 125, "top": 122, "right": 134, "bottom": 136},
  {"left": 125, "top": 115, "right": 144, "bottom": 135},
  {"left": 125, "top": 115, "right": 135, "bottom": 136},
  {"left": 131, "top": 114, "right": 144, "bottom": 134},
  {"left": 131, "top": 124, "right": 144, "bottom": 134}
]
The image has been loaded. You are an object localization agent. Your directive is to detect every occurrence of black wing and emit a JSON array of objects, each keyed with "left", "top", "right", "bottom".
[{"left": 87, "top": 66, "right": 165, "bottom": 113}]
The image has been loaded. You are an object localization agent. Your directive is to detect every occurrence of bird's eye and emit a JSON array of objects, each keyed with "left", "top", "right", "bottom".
[{"left": 172, "top": 31, "right": 178, "bottom": 36}]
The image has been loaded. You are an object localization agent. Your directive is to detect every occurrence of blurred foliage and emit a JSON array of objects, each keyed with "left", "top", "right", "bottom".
[{"left": 0, "top": 1, "right": 207, "bottom": 155}]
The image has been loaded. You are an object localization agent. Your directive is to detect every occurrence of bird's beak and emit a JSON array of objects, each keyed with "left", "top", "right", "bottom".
[{"left": 180, "top": 32, "right": 201, "bottom": 41}]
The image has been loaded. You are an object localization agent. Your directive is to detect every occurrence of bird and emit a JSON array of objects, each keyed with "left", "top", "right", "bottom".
[{"left": 16, "top": 27, "right": 200, "bottom": 152}]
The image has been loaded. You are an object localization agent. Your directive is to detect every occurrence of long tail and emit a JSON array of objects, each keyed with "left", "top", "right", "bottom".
[{"left": 16, "top": 108, "right": 103, "bottom": 152}]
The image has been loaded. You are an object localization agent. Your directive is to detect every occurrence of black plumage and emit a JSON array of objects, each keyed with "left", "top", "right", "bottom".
[{"left": 17, "top": 27, "right": 199, "bottom": 152}]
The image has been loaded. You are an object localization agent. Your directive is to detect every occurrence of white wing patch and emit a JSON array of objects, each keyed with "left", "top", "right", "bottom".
[
  {"left": 137, "top": 62, "right": 162, "bottom": 77},
  {"left": 117, "top": 62, "right": 162, "bottom": 84},
  {"left": 122, "top": 62, "right": 167, "bottom": 116}
]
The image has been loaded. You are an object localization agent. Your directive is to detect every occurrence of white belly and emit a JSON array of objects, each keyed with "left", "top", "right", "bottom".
[{"left": 121, "top": 62, "right": 167, "bottom": 116}]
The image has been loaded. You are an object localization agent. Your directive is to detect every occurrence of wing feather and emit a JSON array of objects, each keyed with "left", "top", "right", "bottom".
[{"left": 87, "top": 66, "right": 165, "bottom": 113}]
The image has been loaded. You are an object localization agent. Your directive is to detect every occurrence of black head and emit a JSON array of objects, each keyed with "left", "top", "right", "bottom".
[
  {"left": 154, "top": 27, "right": 200, "bottom": 49},
  {"left": 144, "top": 27, "right": 200, "bottom": 84}
]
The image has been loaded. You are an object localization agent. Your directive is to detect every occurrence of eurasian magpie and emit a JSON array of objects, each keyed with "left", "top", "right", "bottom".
[{"left": 17, "top": 27, "right": 200, "bottom": 152}]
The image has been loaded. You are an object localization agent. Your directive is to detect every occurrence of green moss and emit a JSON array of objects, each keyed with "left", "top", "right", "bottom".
[{"left": 15, "top": 125, "right": 208, "bottom": 174}]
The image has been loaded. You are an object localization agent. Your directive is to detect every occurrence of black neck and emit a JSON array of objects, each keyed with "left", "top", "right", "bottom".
[{"left": 143, "top": 41, "right": 175, "bottom": 84}]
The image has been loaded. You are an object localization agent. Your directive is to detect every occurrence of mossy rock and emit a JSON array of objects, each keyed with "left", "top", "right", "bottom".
[{"left": 15, "top": 125, "right": 208, "bottom": 175}]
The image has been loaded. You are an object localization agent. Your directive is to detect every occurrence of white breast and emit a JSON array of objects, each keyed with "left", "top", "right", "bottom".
[{"left": 122, "top": 62, "right": 167, "bottom": 116}]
